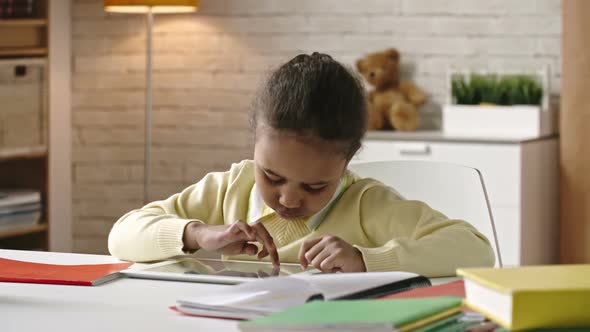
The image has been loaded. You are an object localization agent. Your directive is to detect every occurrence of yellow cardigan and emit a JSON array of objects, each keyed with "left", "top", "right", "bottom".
[{"left": 108, "top": 160, "right": 495, "bottom": 277}]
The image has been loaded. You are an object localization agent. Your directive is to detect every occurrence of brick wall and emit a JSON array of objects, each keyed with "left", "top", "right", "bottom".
[{"left": 71, "top": 0, "right": 561, "bottom": 253}]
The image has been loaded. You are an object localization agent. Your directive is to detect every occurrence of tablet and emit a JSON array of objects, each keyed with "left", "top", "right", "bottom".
[{"left": 122, "top": 257, "right": 316, "bottom": 284}]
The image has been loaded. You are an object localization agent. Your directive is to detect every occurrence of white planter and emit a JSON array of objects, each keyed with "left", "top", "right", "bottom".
[{"left": 442, "top": 104, "right": 557, "bottom": 138}]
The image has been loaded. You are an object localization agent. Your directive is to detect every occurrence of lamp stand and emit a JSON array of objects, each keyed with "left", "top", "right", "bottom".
[{"left": 144, "top": 8, "right": 153, "bottom": 204}]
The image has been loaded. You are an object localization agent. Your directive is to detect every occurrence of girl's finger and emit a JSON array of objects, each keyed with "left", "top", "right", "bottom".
[
  {"left": 310, "top": 247, "right": 332, "bottom": 271},
  {"left": 252, "top": 223, "right": 280, "bottom": 266},
  {"left": 298, "top": 237, "right": 323, "bottom": 269},
  {"left": 232, "top": 220, "right": 256, "bottom": 240},
  {"left": 241, "top": 242, "right": 259, "bottom": 256},
  {"left": 319, "top": 253, "right": 341, "bottom": 273}
]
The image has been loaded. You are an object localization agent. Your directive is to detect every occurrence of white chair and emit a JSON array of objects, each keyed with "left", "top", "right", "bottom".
[{"left": 348, "top": 160, "right": 503, "bottom": 267}]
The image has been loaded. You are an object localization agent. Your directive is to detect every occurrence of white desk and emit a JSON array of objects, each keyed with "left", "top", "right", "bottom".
[{"left": 0, "top": 250, "right": 457, "bottom": 332}]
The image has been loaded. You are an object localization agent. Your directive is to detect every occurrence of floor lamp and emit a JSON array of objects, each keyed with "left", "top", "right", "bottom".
[{"left": 103, "top": 0, "right": 199, "bottom": 204}]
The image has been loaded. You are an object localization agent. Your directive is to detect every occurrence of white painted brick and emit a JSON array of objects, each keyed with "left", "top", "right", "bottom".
[
  {"left": 151, "top": 146, "right": 251, "bottom": 165},
  {"left": 153, "top": 89, "right": 252, "bottom": 110},
  {"left": 183, "top": 166, "right": 212, "bottom": 183},
  {"left": 72, "top": 2, "right": 107, "bottom": 19},
  {"left": 394, "top": 37, "right": 538, "bottom": 56},
  {"left": 536, "top": 37, "right": 561, "bottom": 56},
  {"left": 73, "top": 16, "right": 144, "bottom": 37},
  {"left": 75, "top": 164, "right": 131, "bottom": 183},
  {"left": 73, "top": 146, "right": 144, "bottom": 162},
  {"left": 73, "top": 73, "right": 144, "bottom": 90},
  {"left": 74, "top": 183, "right": 143, "bottom": 200},
  {"left": 153, "top": 127, "right": 252, "bottom": 148},
  {"left": 73, "top": 91, "right": 144, "bottom": 109},
  {"left": 129, "top": 160, "right": 184, "bottom": 184},
  {"left": 239, "top": 54, "right": 291, "bottom": 72},
  {"left": 79, "top": 128, "right": 143, "bottom": 145},
  {"left": 154, "top": 16, "right": 222, "bottom": 34},
  {"left": 73, "top": 110, "right": 143, "bottom": 127},
  {"left": 305, "top": 16, "right": 369, "bottom": 33},
  {"left": 73, "top": 36, "right": 145, "bottom": 56},
  {"left": 193, "top": 0, "right": 230, "bottom": 15},
  {"left": 219, "top": 16, "right": 307, "bottom": 34},
  {"left": 222, "top": 0, "right": 300, "bottom": 15},
  {"left": 153, "top": 34, "right": 222, "bottom": 53},
  {"left": 152, "top": 164, "right": 184, "bottom": 183},
  {"left": 149, "top": 183, "right": 191, "bottom": 201},
  {"left": 73, "top": 237, "right": 110, "bottom": 255},
  {"left": 128, "top": 165, "right": 144, "bottom": 182},
  {"left": 74, "top": 55, "right": 145, "bottom": 74},
  {"left": 153, "top": 53, "right": 241, "bottom": 72},
  {"left": 229, "top": 35, "right": 394, "bottom": 54},
  {"left": 72, "top": 219, "right": 116, "bottom": 237},
  {"left": 300, "top": 0, "right": 397, "bottom": 14},
  {"left": 418, "top": 56, "right": 559, "bottom": 77},
  {"left": 153, "top": 109, "right": 249, "bottom": 129},
  {"left": 153, "top": 72, "right": 261, "bottom": 92},
  {"left": 401, "top": 0, "right": 560, "bottom": 15},
  {"left": 492, "top": 17, "right": 561, "bottom": 36}
]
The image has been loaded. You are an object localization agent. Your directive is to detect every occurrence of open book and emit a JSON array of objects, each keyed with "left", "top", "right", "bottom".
[{"left": 175, "top": 271, "right": 430, "bottom": 320}]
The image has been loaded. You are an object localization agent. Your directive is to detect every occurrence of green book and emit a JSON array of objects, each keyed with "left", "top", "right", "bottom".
[{"left": 238, "top": 296, "right": 462, "bottom": 332}]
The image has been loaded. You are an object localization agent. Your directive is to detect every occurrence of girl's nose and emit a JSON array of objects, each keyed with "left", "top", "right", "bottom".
[{"left": 279, "top": 190, "right": 302, "bottom": 209}]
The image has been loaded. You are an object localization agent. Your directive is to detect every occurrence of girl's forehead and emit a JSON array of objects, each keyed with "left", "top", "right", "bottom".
[{"left": 254, "top": 130, "right": 347, "bottom": 181}]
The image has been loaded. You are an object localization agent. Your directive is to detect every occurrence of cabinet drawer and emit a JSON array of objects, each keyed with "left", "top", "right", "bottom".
[{"left": 355, "top": 140, "right": 521, "bottom": 207}]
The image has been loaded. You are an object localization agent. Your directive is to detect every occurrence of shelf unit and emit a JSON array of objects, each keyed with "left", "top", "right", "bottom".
[
  {"left": 0, "top": 48, "right": 48, "bottom": 57},
  {"left": 0, "top": 0, "right": 50, "bottom": 250}
]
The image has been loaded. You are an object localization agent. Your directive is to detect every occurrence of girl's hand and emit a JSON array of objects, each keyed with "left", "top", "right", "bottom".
[
  {"left": 298, "top": 235, "right": 366, "bottom": 273},
  {"left": 184, "top": 221, "right": 280, "bottom": 266}
]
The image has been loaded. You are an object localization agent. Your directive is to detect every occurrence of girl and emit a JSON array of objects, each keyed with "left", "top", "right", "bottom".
[{"left": 108, "top": 53, "right": 494, "bottom": 277}]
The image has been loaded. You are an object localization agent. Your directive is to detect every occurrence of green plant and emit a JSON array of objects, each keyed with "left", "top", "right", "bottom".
[{"left": 451, "top": 73, "right": 543, "bottom": 106}]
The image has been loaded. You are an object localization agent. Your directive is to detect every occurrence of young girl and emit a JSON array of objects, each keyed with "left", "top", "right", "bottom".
[{"left": 108, "top": 53, "right": 494, "bottom": 277}]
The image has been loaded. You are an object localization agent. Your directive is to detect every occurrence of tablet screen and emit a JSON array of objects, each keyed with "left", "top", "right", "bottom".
[{"left": 140, "top": 258, "right": 307, "bottom": 279}]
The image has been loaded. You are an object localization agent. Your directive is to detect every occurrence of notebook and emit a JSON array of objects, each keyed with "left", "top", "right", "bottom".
[
  {"left": 175, "top": 271, "right": 431, "bottom": 320},
  {"left": 457, "top": 264, "right": 590, "bottom": 330},
  {"left": 238, "top": 296, "right": 463, "bottom": 332},
  {"left": 0, "top": 257, "right": 132, "bottom": 286}
]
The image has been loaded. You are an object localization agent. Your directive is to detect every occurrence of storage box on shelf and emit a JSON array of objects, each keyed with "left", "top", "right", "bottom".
[
  {"left": 0, "top": 1, "right": 50, "bottom": 250},
  {"left": 442, "top": 67, "right": 556, "bottom": 139},
  {"left": 354, "top": 131, "right": 559, "bottom": 267}
]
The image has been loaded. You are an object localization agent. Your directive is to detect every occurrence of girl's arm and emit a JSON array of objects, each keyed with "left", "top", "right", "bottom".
[
  {"left": 355, "top": 186, "right": 496, "bottom": 277},
  {"left": 107, "top": 162, "right": 245, "bottom": 262}
]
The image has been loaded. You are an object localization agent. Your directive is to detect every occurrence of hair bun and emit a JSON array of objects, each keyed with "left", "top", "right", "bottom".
[{"left": 289, "top": 52, "right": 333, "bottom": 67}]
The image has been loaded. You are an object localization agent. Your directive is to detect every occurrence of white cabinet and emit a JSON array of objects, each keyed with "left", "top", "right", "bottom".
[{"left": 355, "top": 131, "right": 559, "bottom": 267}]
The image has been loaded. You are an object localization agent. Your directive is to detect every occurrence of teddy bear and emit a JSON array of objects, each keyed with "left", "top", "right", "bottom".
[{"left": 356, "top": 48, "right": 427, "bottom": 131}]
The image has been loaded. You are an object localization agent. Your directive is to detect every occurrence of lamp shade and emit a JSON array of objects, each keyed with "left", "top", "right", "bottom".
[{"left": 104, "top": 0, "right": 199, "bottom": 13}]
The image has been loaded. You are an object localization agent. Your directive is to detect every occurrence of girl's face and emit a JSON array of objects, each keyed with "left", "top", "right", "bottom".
[{"left": 254, "top": 127, "right": 348, "bottom": 220}]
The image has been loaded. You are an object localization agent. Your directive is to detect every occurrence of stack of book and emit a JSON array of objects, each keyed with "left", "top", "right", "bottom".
[
  {"left": 0, "top": 189, "right": 41, "bottom": 232},
  {"left": 0, "top": 0, "right": 38, "bottom": 18},
  {"left": 458, "top": 264, "right": 590, "bottom": 331}
]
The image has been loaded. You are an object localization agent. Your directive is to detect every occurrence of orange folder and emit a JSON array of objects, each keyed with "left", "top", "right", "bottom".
[
  {"left": 0, "top": 257, "right": 132, "bottom": 286},
  {"left": 380, "top": 280, "right": 465, "bottom": 299}
]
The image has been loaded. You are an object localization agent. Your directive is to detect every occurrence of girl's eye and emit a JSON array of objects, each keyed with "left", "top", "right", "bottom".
[
  {"left": 303, "top": 184, "right": 326, "bottom": 193},
  {"left": 265, "top": 173, "right": 285, "bottom": 185}
]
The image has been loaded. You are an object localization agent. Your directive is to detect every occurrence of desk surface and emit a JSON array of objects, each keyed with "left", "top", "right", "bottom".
[{"left": 0, "top": 250, "right": 457, "bottom": 332}]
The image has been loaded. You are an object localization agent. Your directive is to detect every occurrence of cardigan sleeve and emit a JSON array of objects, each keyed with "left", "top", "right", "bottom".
[
  {"left": 107, "top": 161, "right": 247, "bottom": 262},
  {"left": 354, "top": 186, "right": 495, "bottom": 277}
]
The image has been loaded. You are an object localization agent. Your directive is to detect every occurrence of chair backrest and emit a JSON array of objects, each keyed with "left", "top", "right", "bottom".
[{"left": 348, "top": 160, "right": 503, "bottom": 267}]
